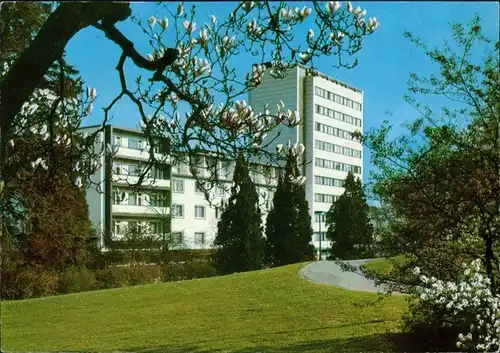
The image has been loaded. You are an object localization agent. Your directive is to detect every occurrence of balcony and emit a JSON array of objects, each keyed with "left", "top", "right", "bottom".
[
  {"left": 112, "top": 204, "right": 170, "bottom": 217},
  {"left": 115, "top": 146, "right": 171, "bottom": 164},
  {"left": 112, "top": 174, "right": 170, "bottom": 189}
]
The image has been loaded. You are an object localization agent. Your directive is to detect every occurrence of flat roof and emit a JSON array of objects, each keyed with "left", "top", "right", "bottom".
[{"left": 261, "top": 61, "right": 363, "bottom": 94}]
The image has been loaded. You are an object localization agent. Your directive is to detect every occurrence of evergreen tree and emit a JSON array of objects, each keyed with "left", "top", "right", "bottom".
[
  {"left": 325, "top": 171, "right": 373, "bottom": 260},
  {"left": 213, "top": 152, "right": 264, "bottom": 274},
  {"left": 265, "top": 146, "right": 315, "bottom": 267}
]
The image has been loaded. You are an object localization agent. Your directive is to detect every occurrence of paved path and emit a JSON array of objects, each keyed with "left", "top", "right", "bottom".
[{"left": 298, "top": 259, "right": 389, "bottom": 293}]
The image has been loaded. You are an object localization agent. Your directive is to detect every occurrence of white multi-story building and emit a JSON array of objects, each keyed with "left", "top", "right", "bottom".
[
  {"left": 249, "top": 63, "right": 364, "bottom": 256},
  {"left": 79, "top": 124, "right": 172, "bottom": 250},
  {"left": 79, "top": 124, "right": 279, "bottom": 250},
  {"left": 169, "top": 153, "right": 278, "bottom": 249},
  {"left": 81, "top": 64, "right": 363, "bottom": 256}
]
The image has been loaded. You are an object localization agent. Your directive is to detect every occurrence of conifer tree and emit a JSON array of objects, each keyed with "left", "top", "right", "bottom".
[
  {"left": 213, "top": 152, "right": 264, "bottom": 274},
  {"left": 265, "top": 143, "right": 314, "bottom": 266},
  {"left": 325, "top": 171, "right": 373, "bottom": 260}
]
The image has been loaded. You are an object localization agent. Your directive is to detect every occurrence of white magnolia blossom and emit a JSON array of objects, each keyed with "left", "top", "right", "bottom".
[
  {"left": 299, "top": 50, "right": 312, "bottom": 63},
  {"left": 74, "top": 176, "right": 83, "bottom": 188},
  {"left": 242, "top": 1, "right": 255, "bottom": 12},
  {"left": 193, "top": 28, "right": 209, "bottom": 46},
  {"left": 326, "top": 1, "right": 341, "bottom": 14},
  {"left": 85, "top": 103, "right": 94, "bottom": 116},
  {"left": 31, "top": 157, "right": 48, "bottom": 171},
  {"left": 193, "top": 57, "right": 211, "bottom": 77},
  {"left": 246, "top": 19, "right": 262, "bottom": 38},
  {"left": 307, "top": 29, "right": 314, "bottom": 41},
  {"left": 352, "top": 6, "right": 366, "bottom": 18},
  {"left": 147, "top": 16, "right": 157, "bottom": 28},
  {"left": 211, "top": 15, "right": 217, "bottom": 25},
  {"left": 7, "top": 139, "right": 14, "bottom": 148},
  {"left": 330, "top": 31, "right": 345, "bottom": 43},
  {"left": 86, "top": 87, "right": 97, "bottom": 101},
  {"left": 347, "top": 1, "right": 353, "bottom": 13},
  {"left": 73, "top": 161, "right": 80, "bottom": 172},
  {"left": 182, "top": 20, "right": 196, "bottom": 34},
  {"left": 222, "top": 35, "right": 236, "bottom": 50},
  {"left": 248, "top": 64, "right": 265, "bottom": 86},
  {"left": 280, "top": 8, "right": 294, "bottom": 21},
  {"left": 177, "top": 3, "right": 183, "bottom": 16},
  {"left": 294, "top": 6, "right": 312, "bottom": 22},
  {"left": 367, "top": 17, "right": 380, "bottom": 31},
  {"left": 159, "top": 17, "right": 169, "bottom": 30},
  {"left": 414, "top": 259, "right": 500, "bottom": 352}
]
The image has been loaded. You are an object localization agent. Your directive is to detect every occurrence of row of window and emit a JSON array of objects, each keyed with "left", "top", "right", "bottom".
[
  {"left": 171, "top": 204, "right": 222, "bottom": 219},
  {"left": 112, "top": 220, "right": 165, "bottom": 236},
  {"left": 314, "top": 175, "right": 345, "bottom": 188},
  {"left": 315, "top": 86, "right": 362, "bottom": 112},
  {"left": 315, "top": 122, "right": 354, "bottom": 141},
  {"left": 314, "top": 193, "right": 339, "bottom": 204},
  {"left": 112, "top": 191, "right": 168, "bottom": 207},
  {"left": 172, "top": 178, "right": 226, "bottom": 196},
  {"left": 313, "top": 232, "right": 328, "bottom": 242},
  {"left": 315, "top": 104, "right": 362, "bottom": 127},
  {"left": 314, "top": 157, "right": 362, "bottom": 174},
  {"left": 113, "top": 136, "right": 160, "bottom": 152},
  {"left": 314, "top": 139, "right": 362, "bottom": 159},
  {"left": 113, "top": 162, "right": 166, "bottom": 179}
]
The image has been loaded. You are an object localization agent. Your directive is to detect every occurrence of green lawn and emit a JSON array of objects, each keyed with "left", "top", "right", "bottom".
[
  {"left": 2, "top": 263, "right": 409, "bottom": 353},
  {"left": 362, "top": 255, "right": 408, "bottom": 276}
]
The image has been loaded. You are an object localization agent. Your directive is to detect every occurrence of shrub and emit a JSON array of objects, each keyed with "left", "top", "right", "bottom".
[
  {"left": 403, "top": 259, "right": 500, "bottom": 352},
  {"left": 2, "top": 265, "right": 59, "bottom": 300},
  {"left": 58, "top": 267, "right": 97, "bottom": 294}
]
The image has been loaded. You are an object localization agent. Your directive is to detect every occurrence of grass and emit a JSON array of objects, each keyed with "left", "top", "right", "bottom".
[
  {"left": 2, "top": 263, "right": 410, "bottom": 353},
  {"left": 361, "top": 255, "right": 408, "bottom": 276}
]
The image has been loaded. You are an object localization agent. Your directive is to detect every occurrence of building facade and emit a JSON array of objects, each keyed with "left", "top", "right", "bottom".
[
  {"left": 249, "top": 64, "right": 364, "bottom": 256},
  {"left": 79, "top": 125, "right": 279, "bottom": 250},
  {"left": 78, "top": 125, "right": 172, "bottom": 250},
  {"left": 81, "top": 65, "right": 363, "bottom": 255}
]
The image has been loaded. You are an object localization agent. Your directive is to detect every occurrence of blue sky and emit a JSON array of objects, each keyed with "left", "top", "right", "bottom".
[{"left": 65, "top": 1, "right": 499, "bottom": 185}]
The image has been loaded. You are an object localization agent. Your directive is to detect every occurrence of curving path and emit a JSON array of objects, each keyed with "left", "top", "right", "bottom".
[{"left": 298, "top": 259, "right": 390, "bottom": 293}]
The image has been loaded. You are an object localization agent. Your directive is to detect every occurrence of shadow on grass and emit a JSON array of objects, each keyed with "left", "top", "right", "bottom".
[{"left": 125, "top": 331, "right": 419, "bottom": 353}]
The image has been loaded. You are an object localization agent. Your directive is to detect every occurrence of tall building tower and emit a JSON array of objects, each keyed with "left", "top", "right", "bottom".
[{"left": 249, "top": 64, "right": 364, "bottom": 257}]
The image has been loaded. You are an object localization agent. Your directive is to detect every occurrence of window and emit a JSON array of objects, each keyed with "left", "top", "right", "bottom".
[
  {"left": 128, "top": 138, "right": 138, "bottom": 149},
  {"left": 315, "top": 232, "right": 327, "bottom": 241},
  {"left": 195, "top": 181, "right": 204, "bottom": 194},
  {"left": 195, "top": 205, "right": 205, "bottom": 219},
  {"left": 172, "top": 179, "right": 184, "bottom": 193},
  {"left": 128, "top": 164, "right": 140, "bottom": 176},
  {"left": 128, "top": 193, "right": 137, "bottom": 205},
  {"left": 172, "top": 204, "right": 184, "bottom": 218},
  {"left": 194, "top": 232, "right": 206, "bottom": 245},
  {"left": 314, "top": 212, "right": 326, "bottom": 223},
  {"left": 113, "top": 221, "right": 122, "bottom": 235},
  {"left": 216, "top": 186, "right": 225, "bottom": 196},
  {"left": 113, "top": 136, "right": 122, "bottom": 147},
  {"left": 172, "top": 232, "right": 183, "bottom": 246},
  {"left": 215, "top": 206, "right": 221, "bottom": 219},
  {"left": 149, "top": 194, "right": 158, "bottom": 206}
]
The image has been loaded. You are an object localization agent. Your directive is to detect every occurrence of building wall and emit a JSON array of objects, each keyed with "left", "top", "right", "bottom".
[
  {"left": 82, "top": 65, "right": 363, "bottom": 253},
  {"left": 78, "top": 125, "right": 106, "bottom": 248}
]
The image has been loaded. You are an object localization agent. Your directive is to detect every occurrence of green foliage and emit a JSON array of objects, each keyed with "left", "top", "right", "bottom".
[
  {"left": 326, "top": 171, "right": 374, "bottom": 260},
  {"left": 265, "top": 153, "right": 315, "bottom": 266},
  {"left": 363, "top": 14, "right": 500, "bottom": 295},
  {"left": 58, "top": 267, "right": 98, "bottom": 294},
  {"left": 213, "top": 152, "right": 265, "bottom": 274}
]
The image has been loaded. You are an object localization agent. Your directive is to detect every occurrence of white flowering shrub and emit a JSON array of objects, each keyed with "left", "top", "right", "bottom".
[{"left": 405, "top": 260, "right": 500, "bottom": 352}]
